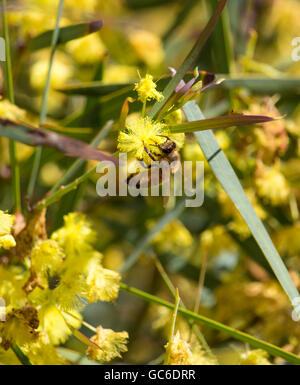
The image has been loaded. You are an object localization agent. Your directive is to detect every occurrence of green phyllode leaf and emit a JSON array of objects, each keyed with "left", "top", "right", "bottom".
[
  {"left": 28, "top": 20, "right": 103, "bottom": 51},
  {"left": 183, "top": 100, "right": 300, "bottom": 316}
]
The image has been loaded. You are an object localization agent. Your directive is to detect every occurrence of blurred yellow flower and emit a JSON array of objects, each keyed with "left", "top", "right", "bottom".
[
  {"left": 0, "top": 99, "right": 26, "bottom": 121},
  {"left": 200, "top": 225, "right": 236, "bottom": 257},
  {"left": 0, "top": 211, "right": 16, "bottom": 250},
  {"left": 66, "top": 33, "right": 106, "bottom": 65},
  {"left": 0, "top": 266, "right": 27, "bottom": 308},
  {"left": 255, "top": 164, "right": 290, "bottom": 206},
  {"left": 40, "top": 162, "right": 65, "bottom": 187},
  {"left": 129, "top": 30, "right": 164, "bottom": 67},
  {"left": 150, "top": 219, "right": 193, "bottom": 256},
  {"left": 274, "top": 223, "right": 300, "bottom": 257},
  {"left": 30, "top": 51, "right": 73, "bottom": 90},
  {"left": 86, "top": 325, "right": 128, "bottom": 363},
  {"left": 103, "top": 65, "right": 137, "bottom": 84},
  {"left": 165, "top": 331, "right": 192, "bottom": 365},
  {"left": 239, "top": 349, "right": 271, "bottom": 365}
]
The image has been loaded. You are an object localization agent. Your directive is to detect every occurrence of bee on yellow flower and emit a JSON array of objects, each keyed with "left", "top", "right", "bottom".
[
  {"left": 129, "top": 30, "right": 164, "bottom": 68},
  {"left": 118, "top": 74, "right": 185, "bottom": 188},
  {"left": 118, "top": 117, "right": 167, "bottom": 165},
  {"left": 118, "top": 117, "right": 184, "bottom": 166}
]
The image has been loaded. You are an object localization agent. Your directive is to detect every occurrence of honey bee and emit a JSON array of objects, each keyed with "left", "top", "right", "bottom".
[{"left": 127, "top": 136, "right": 181, "bottom": 188}]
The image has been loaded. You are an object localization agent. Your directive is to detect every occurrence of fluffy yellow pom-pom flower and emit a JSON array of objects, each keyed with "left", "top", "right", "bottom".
[
  {"left": 0, "top": 211, "right": 16, "bottom": 250},
  {"left": 51, "top": 212, "right": 96, "bottom": 258},
  {"left": 38, "top": 304, "right": 82, "bottom": 345},
  {"left": 22, "top": 333, "right": 68, "bottom": 365},
  {"left": 86, "top": 265, "right": 121, "bottom": 303},
  {"left": 31, "top": 239, "right": 65, "bottom": 278},
  {"left": 0, "top": 306, "right": 39, "bottom": 349},
  {"left": 118, "top": 117, "right": 168, "bottom": 165},
  {"left": 134, "top": 74, "right": 163, "bottom": 104},
  {"left": 165, "top": 331, "right": 192, "bottom": 365},
  {"left": 129, "top": 30, "right": 164, "bottom": 67},
  {"left": 255, "top": 165, "right": 290, "bottom": 206},
  {"left": 86, "top": 325, "right": 128, "bottom": 363},
  {"left": 66, "top": 33, "right": 106, "bottom": 65},
  {"left": 150, "top": 219, "right": 193, "bottom": 256},
  {"left": 239, "top": 349, "right": 271, "bottom": 365}
]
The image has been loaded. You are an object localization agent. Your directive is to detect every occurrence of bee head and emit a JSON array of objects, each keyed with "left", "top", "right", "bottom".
[{"left": 159, "top": 140, "right": 176, "bottom": 155}]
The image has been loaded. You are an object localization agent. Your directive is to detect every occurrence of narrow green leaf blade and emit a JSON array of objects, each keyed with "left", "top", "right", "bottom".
[
  {"left": 68, "top": 325, "right": 102, "bottom": 351},
  {"left": 221, "top": 76, "right": 300, "bottom": 94},
  {"left": 209, "top": 0, "right": 234, "bottom": 74},
  {"left": 183, "top": 100, "right": 300, "bottom": 311},
  {"left": 169, "top": 114, "right": 275, "bottom": 134},
  {"left": 11, "top": 344, "right": 32, "bottom": 365},
  {"left": 49, "top": 120, "right": 113, "bottom": 194},
  {"left": 163, "top": 0, "right": 198, "bottom": 43},
  {"left": 58, "top": 82, "right": 133, "bottom": 97},
  {"left": 58, "top": 76, "right": 300, "bottom": 98},
  {"left": 120, "top": 283, "right": 300, "bottom": 365},
  {"left": 28, "top": 20, "right": 103, "bottom": 51},
  {"left": 0, "top": 119, "right": 117, "bottom": 164},
  {"left": 148, "top": 0, "right": 227, "bottom": 119},
  {"left": 164, "top": 289, "right": 180, "bottom": 365}
]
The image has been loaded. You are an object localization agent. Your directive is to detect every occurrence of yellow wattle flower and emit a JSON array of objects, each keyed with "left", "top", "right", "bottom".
[
  {"left": 0, "top": 99, "right": 26, "bottom": 121},
  {"left": 0, "top": 306, "right": 39, "bottom": 349},
  {"left": 255, "top": 165, "right": 290, "bottom": 206},
  {"left": 118, "top": 117, "right": 167, "bottom": 165},
  {"left": 30, "top": 51, "right": 73, "bottom": 91},
  {"left": 66, "top": 33, "right": 106, "bottom": 65},
  {"left": 51, "top": 212, "right": 96, "bottom": 258},
  {"left": 22, "top": 333, "right": 68, "bottom": 365},
  {"left": 38, "top": 304, "right": 72, "bottom": 346},
  {"left": 31, "top": 239, "right": 65, "bottom": 279},
  {"left": 150, "top": 219, "right": 193, "bottom": 256},
  {"left": 165, "top": 331, "right": 192, "bottom": 365},
  {"left": 0, "top": 211, "right": 16, "bottom": 250},
  {"left": 86, "top": 325, "right": 128, "bottom": 363},
  {"left": 134, "top": 74, "right": 163, "bottom": 104},
  {"left": 86, "top": 265, "right": 121, "bottom": 303},
  {"left": 239, "top": 349, "right": 271, "bottom": 365},
  {"left": 129, "top": 30, "right": 164, "bottom": 67}
]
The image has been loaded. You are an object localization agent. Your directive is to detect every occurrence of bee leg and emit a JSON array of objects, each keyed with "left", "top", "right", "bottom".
[
  {"left": 138, "top": 159, "right": 152, "bottom": 169},
  {"left": 126, "top": 172, "right": 140, "bottom": 187},
  {"left": 143, "top": 144, "right": 157, "bottom": 162}
]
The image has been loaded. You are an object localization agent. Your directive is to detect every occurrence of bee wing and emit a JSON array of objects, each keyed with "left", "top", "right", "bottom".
[{"left": 127, "top": 167, "right": 163, "bottom": 189}]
